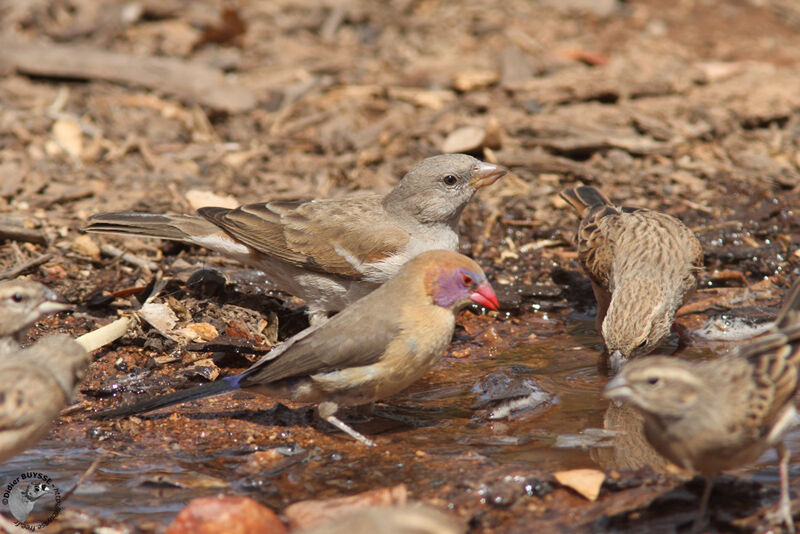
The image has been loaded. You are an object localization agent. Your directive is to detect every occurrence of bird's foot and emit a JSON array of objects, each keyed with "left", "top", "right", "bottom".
[
  {"left": 763, "top": 491, "right": 795, "bottom": 534},
  {"left": 323, "top": 414, "right": 376, "bottom": 447}
]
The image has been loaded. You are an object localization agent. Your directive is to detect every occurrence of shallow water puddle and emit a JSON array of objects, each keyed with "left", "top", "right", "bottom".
[{"left": 1, "top": 311, "right": 796, "bottom": 528}]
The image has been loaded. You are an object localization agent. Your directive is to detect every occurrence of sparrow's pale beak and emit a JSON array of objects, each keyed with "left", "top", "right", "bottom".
[
  {"left": 470, "top": 281, "right": 499, "bottom": 311},
  {"left": 608, "top": 349, "right": 625, "bottom": 374},
  {"left": 603, "top": 374, "right": 632, "bottom": 401},
  {"left": 470, "top": 162, "right": 507, "bottom": 189}
]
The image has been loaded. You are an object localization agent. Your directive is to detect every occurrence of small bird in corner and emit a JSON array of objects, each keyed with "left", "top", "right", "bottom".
[
  {"left": 0, "top": 280, "right": 73, "bottom": 356},
  {"left": 560, "top": 186, "right": 703, "bottom": 372},
  {"left": 85, "top": 154, "right": 506, "bottom": 325},
  {"left": 0, "top": 335, "right": 90, "bottom": 463},
  {"left": 92, "top": 250, "right": 499, "bottom": 447},
  {"left": 605, "top": 279, "right": 800, "bottom": 533}
]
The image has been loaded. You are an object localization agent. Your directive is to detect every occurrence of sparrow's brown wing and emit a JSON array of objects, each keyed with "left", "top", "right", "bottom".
[
  {"left": 240, "top": 293, "right": 404, "bottom": 384},
  {"left": 737, "top": 286, "right": 800, "bottom": 435},
  {"left": 199, "top": 196, "right": 410, "bottom": 279},
  {"left": 561, "top": 186, "right": 628, "bottom": 287}
]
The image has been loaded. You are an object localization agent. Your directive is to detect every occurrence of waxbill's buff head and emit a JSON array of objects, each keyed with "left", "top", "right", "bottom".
[{"left": 384, "top": 154, "right": 507, "bottom": 225}]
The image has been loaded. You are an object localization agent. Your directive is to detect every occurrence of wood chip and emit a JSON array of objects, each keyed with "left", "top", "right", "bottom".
[
  {"left": 2, "top": 39, "right": 256, "bottom": 113},
  {"left": 452, "top": 69, "right": 499, "bottom": 92},
  {"left": 0, "top": 223, "right": 48, "bottom": 245},
  {"left": 72, "top": 234, "right": 101, "bottom": 261},
  {"left": 554, "top": 468, "right": 605, "bottom": 501}
]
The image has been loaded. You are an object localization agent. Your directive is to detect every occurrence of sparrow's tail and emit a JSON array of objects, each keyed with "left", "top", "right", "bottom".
[
  {"left": 559, "top": 186, "right": 612, "bottom": 217},
  {"left": 90, "top": 374, "right": 246, "bottom": 419},
  {"left": 83, "top": 212, "right": 221, "bottom": 242}
]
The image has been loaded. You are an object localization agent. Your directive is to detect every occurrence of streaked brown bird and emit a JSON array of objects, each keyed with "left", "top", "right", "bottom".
[
  {"left": 91, "top": 250, "right": 499, "bottom": 447},
  {"left": 604, "top": 279, "right": 800, "bottom": 533},
  {"left": 560, "top": 186, "right": 703, "bottom": 371},
  {"left": 0, "top": 335, "right": 90, "bottom": 462},
  {"left": 85, "top": 154, "right": 505, "bottom": 325},
  {"left": 0, "top": 280, "right": 72, "bottom": 356}
]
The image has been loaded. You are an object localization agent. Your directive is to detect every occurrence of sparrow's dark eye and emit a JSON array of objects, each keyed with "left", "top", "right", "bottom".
[
  {"left": 442, "top": 175, "right": 458, "bottom": 186},
  {"left": 646, "top": 376, "right": 660, "bottom": 386},
  {"left": 11, "top": 293, "right": 23, "bottom": 303},
  {"left": 460, "top": 273, "right": 474, "bottom": 287}
]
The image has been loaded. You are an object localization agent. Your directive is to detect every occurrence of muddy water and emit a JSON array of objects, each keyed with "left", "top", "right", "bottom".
[{"left": 0, "top": 312, "right": 794, "bottom": 527}]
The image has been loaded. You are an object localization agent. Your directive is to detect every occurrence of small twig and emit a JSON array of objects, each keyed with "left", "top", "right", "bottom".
[
  {"left": 99, "top": 243, "right": 158, "bottom": 271},
  {"left": 60, "top": 457, "right": 102, "bottom": 503},
  {"left": 76, "top": 316, "right": 134, "bottom": 352},
  {"left": 0, "top": 254, "right": 53, "bottom": 280},
  {"left": 0, "top": 224, "right": 48, "bottom": 246},
  {"left": 60, "top": 400, "right": 91, "bottom": 417}
]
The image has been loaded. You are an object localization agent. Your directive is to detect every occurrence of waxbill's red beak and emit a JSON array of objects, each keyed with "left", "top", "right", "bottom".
[{"left": 470, "top": 282, "right": 499, "bottom": 311}]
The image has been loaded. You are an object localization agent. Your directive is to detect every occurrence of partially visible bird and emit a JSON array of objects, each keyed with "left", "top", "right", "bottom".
[
  {"left": 85, "top": 154, "right": 506, "bottom": 325},
  {"left": 604, "top": 279, "right": 800, "bottom": 533},
  {"left": 91, "top": 250, "right": 499, "bottom": 446},
  {"left": 560, "top": 186, "right": 703, "bottom": 371},
  {"left": 0, "top": 334, "right": 90, "bottom": 463},
  {"left": 0, "top": 280, "right": 72, "bottom": 356}
]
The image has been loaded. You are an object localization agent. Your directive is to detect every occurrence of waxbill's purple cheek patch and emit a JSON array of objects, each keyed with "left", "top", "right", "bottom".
[{"left": 430, "top": 268, "right": 498, "bottom": 311}]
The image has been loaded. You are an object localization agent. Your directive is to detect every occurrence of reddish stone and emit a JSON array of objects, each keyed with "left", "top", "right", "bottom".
[{"left": 165, "top": 496, "right": 286, "bottom": 534}]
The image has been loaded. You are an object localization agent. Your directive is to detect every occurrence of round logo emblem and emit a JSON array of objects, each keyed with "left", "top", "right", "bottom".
[{"left": 2, "top": 472, "right": 61, "bottom": 530}]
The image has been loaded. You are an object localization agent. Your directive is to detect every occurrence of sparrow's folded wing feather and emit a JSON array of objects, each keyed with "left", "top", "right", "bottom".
[
  {"left": 240, "top": 298, "right": 404, "bottom": 385},
  {"left": 737, "top": 324, "right": 800, "bottom": 436},
  {"left": 574, "top": 205, "right": 625, "bottom": 287},
  {"left": 199, "top": 197, "right": 410, "bottom": 278}
]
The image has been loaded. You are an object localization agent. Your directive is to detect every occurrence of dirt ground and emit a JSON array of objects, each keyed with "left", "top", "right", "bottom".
[{"left": 2, "top": 0, "right": 800, "bottom": 532}]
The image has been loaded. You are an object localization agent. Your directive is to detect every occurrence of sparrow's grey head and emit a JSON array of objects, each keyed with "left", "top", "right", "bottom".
[
  {"left": 602, "top": 281, "right": 676, "bottom": 373},
  {"left": 604, "top": 356, "right": 702, "bottom": 418},
  {"left": 0, "top": 280, "right": 71, "bottom": 338},
  {"left": 384, "top": 154, "right": 506, "bottom": 225}
]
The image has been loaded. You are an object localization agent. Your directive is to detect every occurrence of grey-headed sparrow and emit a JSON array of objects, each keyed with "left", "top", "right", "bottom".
[{"left": 85, "top": 154, "right": 505, "bottom": 325}]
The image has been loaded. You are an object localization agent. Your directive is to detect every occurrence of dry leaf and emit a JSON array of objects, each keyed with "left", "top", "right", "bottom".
[
  {"left": 139, "top": 301, "right": 179, "bottom": 334},
  {"left": 554, "top": 469, "right": 605, "bottom": 501},
  {"left": 285, "top": 485, "right": 407, "bottom": 530},
  {"left": 176, "top": 322, "right": 219, "bottom": 342}
]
